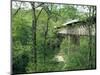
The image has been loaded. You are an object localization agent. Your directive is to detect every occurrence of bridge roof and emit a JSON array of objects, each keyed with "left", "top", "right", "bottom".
[{"left": 62, "top": 19, "right": 79, "bottom": 26}]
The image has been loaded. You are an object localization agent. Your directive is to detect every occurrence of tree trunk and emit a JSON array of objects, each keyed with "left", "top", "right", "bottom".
[
  {"left": 44, "top": 17, "right": 50, "bottom": 63},
  {"left": 31, "top": 2, "right": 37, "bottom": 71},
  {"left": 88, "top": 6, "right": 93, "bottom": 68}
]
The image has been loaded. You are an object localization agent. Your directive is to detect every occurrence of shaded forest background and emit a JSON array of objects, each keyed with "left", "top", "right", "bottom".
[{"left": 12, "top": 1, "right": 96, "bottom": 74}]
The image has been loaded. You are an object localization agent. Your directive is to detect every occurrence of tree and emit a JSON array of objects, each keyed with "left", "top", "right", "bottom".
[
  {"left": 30, "top": 2, "right": 44, "bottom": 71},
  {"left": 86, "top": 6, "right": 96, "bottom": 68}
]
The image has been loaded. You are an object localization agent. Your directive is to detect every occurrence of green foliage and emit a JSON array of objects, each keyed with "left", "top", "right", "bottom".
[
  {"left": 12, "top": 10, "right": 33, "bottom": 73},
  {"left": 12, "top": 2, "right": 96, "bottom": 74}
]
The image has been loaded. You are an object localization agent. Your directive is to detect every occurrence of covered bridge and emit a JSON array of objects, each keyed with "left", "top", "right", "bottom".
[
  {"left": 55, "top": 17, "right": 96, "bottom": 36},
  {"left": 54, "top": 16, "right": 96, "bottom": 46}
]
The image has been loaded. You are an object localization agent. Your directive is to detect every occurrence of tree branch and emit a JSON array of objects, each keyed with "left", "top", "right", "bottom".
[
  {"left": 35, "top": 3, "right": 44, "bottom": 8},
  {"left": 13, "top": 2, "right": 22, "bottom": 16},
  {"left": 36, "top": 8, "right": 43, "bottom": 21}
]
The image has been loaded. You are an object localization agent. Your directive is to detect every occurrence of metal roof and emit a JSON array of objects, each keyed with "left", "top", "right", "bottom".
[
  {"left": 62, "top": 19, "right": 79, "bottom": 26},
  {"left": 54, "top": 19, "right": 80, "bottom": 29}
]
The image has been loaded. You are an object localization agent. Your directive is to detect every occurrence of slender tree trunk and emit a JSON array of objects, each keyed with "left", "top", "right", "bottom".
[
  {"left": 88, "top": 24, "right": 92, "bottom": 68},
  {"left": 44, "top": 17, "right": 50, "bottom": 64},
  {"left": 31, "top": 2, "right": 37, "bottom": 71},
  {"left": 88, "top": 6, "right": 93, "bottom": 68}
]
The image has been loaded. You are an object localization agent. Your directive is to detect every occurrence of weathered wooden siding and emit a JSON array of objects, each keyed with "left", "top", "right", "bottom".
[{"left": 57, "top": 25, "right": 95, "bottom": 36}]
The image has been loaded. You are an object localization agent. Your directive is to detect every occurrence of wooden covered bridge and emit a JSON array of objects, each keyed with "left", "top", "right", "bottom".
[
  {"left": 53, "top": 16, "right": 96, "bottom": 62},
  {"left": 54, "top": 16, "right": 96, "bottom": 45},
  {"left": 55, "top": 17, "right": 96, "bottom": 36}
]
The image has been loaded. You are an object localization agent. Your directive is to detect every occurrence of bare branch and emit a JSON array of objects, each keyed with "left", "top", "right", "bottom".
[
  {"left": 13, "top": 2, "right": 22, "bottom": 16},
  {"left": 35, "top": 3, "right": 44, "bottom": 8},
  {"left": 36, "top": 8, "right": 43, "bottom": 21}
]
